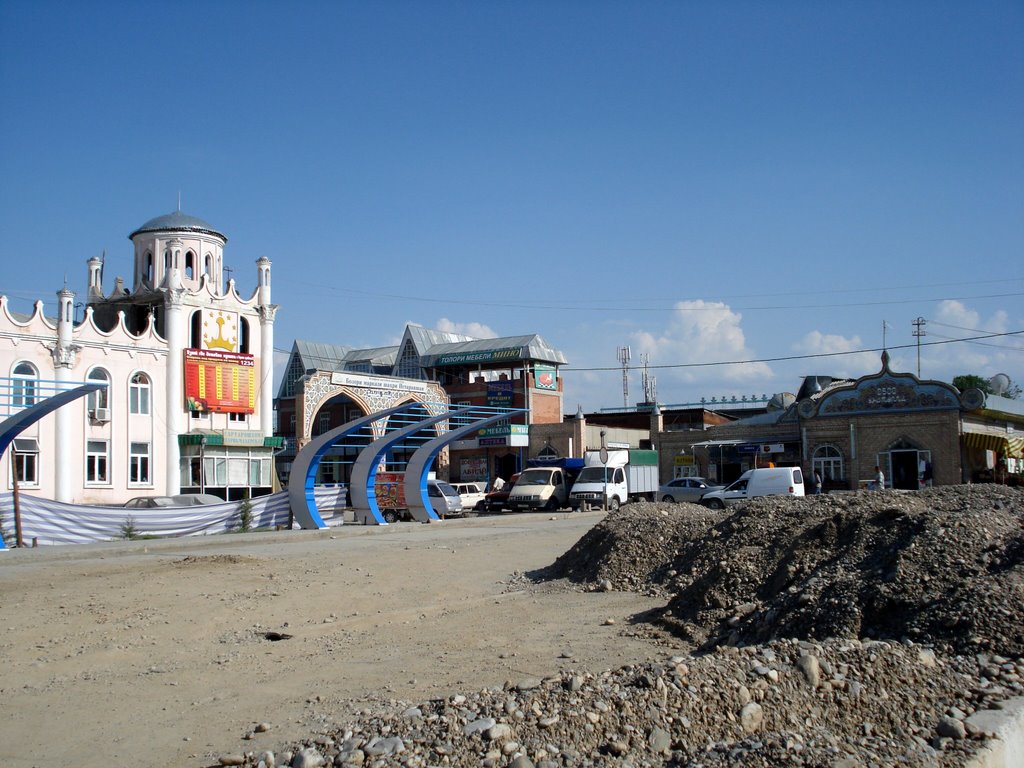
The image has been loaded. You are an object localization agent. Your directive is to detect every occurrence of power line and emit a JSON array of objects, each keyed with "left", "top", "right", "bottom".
[{"left": 562, "top": 331, "right": 1024, "bottom": 372}]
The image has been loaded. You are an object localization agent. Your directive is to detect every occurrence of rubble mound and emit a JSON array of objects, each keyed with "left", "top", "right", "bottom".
[{"left": 551, "top": 485, "right": 1024, "bottom": 657}]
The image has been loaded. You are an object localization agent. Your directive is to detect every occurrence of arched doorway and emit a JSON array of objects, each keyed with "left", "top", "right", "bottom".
[{"left": 880, "top": 438, "right": 930, "bottom": 491}]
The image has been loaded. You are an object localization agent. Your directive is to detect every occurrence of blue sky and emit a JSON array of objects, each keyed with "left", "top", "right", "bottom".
[{"left": 1, "top": 0, "right": 1021, "bottom": 410}]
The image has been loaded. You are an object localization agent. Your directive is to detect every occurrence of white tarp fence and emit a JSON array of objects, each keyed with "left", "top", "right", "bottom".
[{"left": 0, "top": 492, "right": 292, "bottom": 548}]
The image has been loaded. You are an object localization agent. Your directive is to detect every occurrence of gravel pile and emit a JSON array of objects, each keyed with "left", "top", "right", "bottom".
[{"left": 231, "top": 485, "right": 1024, "bottom": 768}]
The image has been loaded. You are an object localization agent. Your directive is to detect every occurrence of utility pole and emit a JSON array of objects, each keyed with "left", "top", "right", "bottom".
[
  {"left": 912, "top": 317, "right": 926, "bottom": 377},
  {"left": 617, "top": 346, "right": 631, "bottom": 408},
  {"left": 882, "top": 320, "right": 890, "bottom": 351}
]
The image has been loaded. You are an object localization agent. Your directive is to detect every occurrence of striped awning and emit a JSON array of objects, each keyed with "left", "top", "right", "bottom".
[
  {"left": 962, "top": 431, "right": 1009, "bottom": 453},
  {"left": 1008, "top": 436, "right": 1024, "bottom": 459}
]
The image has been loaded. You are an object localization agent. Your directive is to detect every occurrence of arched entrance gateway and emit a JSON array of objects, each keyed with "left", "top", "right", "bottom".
[{"left": 289, "top": 368, "right": 525, "bottom": 526}]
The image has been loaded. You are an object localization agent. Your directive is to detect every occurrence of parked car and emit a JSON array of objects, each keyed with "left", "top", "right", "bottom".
[
  {"left": 451, "top": 482, "right": 487, "bottom": 511},
  {"left": 484, "top": 473, "right": 519, "bottom": 512},
  {"left": 123, "top": 493, "right": 224, "bottom": 508},
  {"left": 658, "top": 477, "right": 724, "bottom": 504}
]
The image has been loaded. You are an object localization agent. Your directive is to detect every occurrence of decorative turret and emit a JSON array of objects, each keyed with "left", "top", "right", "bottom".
[
  {"left": 128, "top": 210, "right": 227, "bottom": 294},
  {"left": 87, "top": 256, "right": 104, "bottom": 301}
]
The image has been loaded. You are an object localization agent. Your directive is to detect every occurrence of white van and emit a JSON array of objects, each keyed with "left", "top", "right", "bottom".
[
  {"left": 700, "top": 467, "right": 804, "bottom": 509},
  {"left": 428, "top": 479, "right": 464, "bottom": 518}
]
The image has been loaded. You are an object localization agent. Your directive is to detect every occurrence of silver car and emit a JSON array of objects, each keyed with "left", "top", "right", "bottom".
[{"left": 658, "top": 477, "right": 723, "bottom": 504}]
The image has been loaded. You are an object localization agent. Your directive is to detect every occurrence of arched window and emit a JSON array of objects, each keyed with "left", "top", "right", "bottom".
[
  {"left": 86, "top": 367, "right": 111, "bottom": 415},
  {"left": 164, "top": 250, "right": 172, "bottom": 272},
  {"left": 185, "top": 251, "right": 195, "bottom": 280},
  {"left": 129, "top": 372, "right": 151, "bottom": 415},
  {"left": 145, "top": 252, "right": 153, "bottom": 283},
  {"left": 239, "top": 317, "right": 250, "bottom": 353},
  {"left": 12, "top": 362, "right": 38, "bottom": 407},
  {"left": 190, "top": 310, "right": 202, "bottom": 348},
  {"left": 204, "top": 254, "right": 213, "bottom": 277},
  {"left": 813, "top": 445, "right": 844, "bottom": 483}
]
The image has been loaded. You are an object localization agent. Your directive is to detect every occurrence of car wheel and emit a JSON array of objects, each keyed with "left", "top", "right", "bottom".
[
  {"left": 544, "top": 497, "right": 559, "bottom": 511},
  {"left": 608, "top": 497, "right": 620, "bottom": 512},
  {"left": 475, "top": 500, "right": 485, "bottom": 511},
  {"left": 705, "top": 498, "right": 724, "bottom": 510},
  {"left": 661, "top": 494, "right": 675, "bottom": 503},
  {"left": 383, "top": 509, "right": 399, "bottom": 523}
]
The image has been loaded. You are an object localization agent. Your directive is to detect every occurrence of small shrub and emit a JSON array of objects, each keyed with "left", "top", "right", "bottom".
[
  {"left": 120, "top": 516, "right": 139, "bottom": 540},
  {"left": 238, "top": 498, "right": 253, "bottom": 533}
]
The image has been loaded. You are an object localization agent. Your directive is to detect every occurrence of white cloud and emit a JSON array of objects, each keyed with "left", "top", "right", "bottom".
[
  {"left": 622, "top": 300, "right": 774, "bottom": 403},
  {"left": 918, "top": 301, "right": 1019, "bottom": 383},
  {"left": 434, "top": 317, "right": 498, "bottom": 339},
  {"left": 791, "top": 331, "right": 880, "bottom": 379}
]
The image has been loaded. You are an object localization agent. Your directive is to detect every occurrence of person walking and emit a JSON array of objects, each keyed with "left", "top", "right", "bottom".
[{"left": 873, "top": 465, "right": 885, "bottom": 491}]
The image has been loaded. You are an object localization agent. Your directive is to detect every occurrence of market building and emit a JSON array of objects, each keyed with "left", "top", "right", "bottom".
[
  {"left": 655, "top": 352, "right": 1023, "bottom": 490},
  {"left": 1, "top": 210, "right": 280, "bottom": 504},
  {"left": 274, "top": 326, "right": 568, "bottom": 488}
]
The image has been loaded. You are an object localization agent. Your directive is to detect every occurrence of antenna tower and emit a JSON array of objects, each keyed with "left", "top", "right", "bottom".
[
  {"left": 641, "top": 353, "right": 657, "bottom": 404},
  {"left": 617, "top": 346, "right": 631, "bottom": 408},
  {"left": 912, "top": 317, "right": 926, "bottom": 377}
]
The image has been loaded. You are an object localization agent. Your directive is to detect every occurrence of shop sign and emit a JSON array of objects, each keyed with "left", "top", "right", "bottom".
[
  {"left": 535, "top": 365, "right": 557, "bottom": 390},
  {"left": 478, "top": 424, "right": 529, "bottom": 438},
  {"left": 479, "top": 437, "right": 507, "bottom": 446},
  {"left": 674, "top": 455, "right": 695, "bottom": 465},
  {"left": 460, "top": 457, "right": 488, "bottom": 480},
  {"left": 434, "top": 348, "right": 523, "bottom": 365},
  {"left": 330, "top": 371, "right": 431, "bottom": 394},
  {"left": 222, "top": 429, "right": 267, "bottom": 447},
  {"left": 487, "top": 380, "right": 514, "bottom": 407}
]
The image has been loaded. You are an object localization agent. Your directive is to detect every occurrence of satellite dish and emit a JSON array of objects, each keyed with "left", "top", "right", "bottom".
[{"left": 989, "top": 373, "right": 1010, "bottom": 396}]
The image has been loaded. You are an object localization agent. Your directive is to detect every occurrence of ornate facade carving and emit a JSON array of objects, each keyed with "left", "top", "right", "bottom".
[
  {"left": 47, "top": 342, "right": 81, "bottom": 369},
  {"left": 299, "top": 374, "right": 448, "bottom": 442}
]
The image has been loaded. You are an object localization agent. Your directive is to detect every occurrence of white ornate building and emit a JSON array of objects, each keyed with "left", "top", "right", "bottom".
[{"left": 1, "top": 210, "right": 280, "bottom": 504}]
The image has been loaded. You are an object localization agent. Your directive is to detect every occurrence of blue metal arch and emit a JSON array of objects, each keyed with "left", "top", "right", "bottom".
[
  {"left": 287, "top": 403, "right": 413, "bottom": 529},
  {"left": 350, "top": 406, "right": 472, "bottom": 524},
  {"left": 0, "top": 383, "right": 105, "bottom": 551},
  {"left": 403, "top": 409, "right": 528, "bottom": 521}
]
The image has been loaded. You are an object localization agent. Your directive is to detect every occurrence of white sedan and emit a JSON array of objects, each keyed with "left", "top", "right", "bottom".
[{"left": 658, "top": 477, "right": 724, "bottom": 504}]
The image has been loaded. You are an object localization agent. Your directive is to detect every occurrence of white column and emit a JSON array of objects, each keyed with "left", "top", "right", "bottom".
[
  {"left": 259, "top": 305, "right": 277, "bottom": 437},
  {"left": 256, "top": 257, "right": 276, "bottom": 438},
  {"left": 164, "top": 286, "right": 186, "bottom": 495},
  {"left": 52, "top": 288, "right": 78, "bottom": 502}
]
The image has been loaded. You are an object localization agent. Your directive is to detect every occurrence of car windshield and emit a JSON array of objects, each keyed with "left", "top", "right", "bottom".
[
  {"left": 435, "top": 482, "right": 458, "bottom": 497},
  {"left": 516, "top": 471, "right": 551, "bottom": 486},
  {"left": 577, "top": 467, "right": 610, "bottom": 482}
]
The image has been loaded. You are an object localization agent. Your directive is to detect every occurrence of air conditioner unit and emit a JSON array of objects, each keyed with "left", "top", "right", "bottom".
[{"left": 92, "top": 407, "right": 110, "bottom": 423}]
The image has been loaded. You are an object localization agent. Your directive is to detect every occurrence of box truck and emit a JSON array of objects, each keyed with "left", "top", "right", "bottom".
[
  {"left": 569, "top": 449, "right": 659, "bottom": 511},
  {"left": 506, "top": 459, "right": 583, "bottom": 512}
]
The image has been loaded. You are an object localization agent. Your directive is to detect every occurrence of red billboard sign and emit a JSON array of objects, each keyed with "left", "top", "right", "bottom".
[{"left": 184, "top": 348, "right": 256, "bottom": 414}]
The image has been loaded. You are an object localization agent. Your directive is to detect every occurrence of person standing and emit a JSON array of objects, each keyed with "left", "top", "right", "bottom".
[
  {"left": 813, "top": 470, "right": 823, "bottom": 494},
  {"left": 873, "top": 465, "right": 885, "bottom": 491}
]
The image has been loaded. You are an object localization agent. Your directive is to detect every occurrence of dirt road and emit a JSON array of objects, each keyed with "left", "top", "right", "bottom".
[{"left": 0, "top": 511, "right": 668, "bottom": 768}]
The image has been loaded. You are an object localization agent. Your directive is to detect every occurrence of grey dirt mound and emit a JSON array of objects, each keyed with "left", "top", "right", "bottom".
[
  {"left": 226, "top": 487, "right": 1024, "bottom": 768},
  {"left": 549, "top": 485, "right": 1024, "bottom": 658}
]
